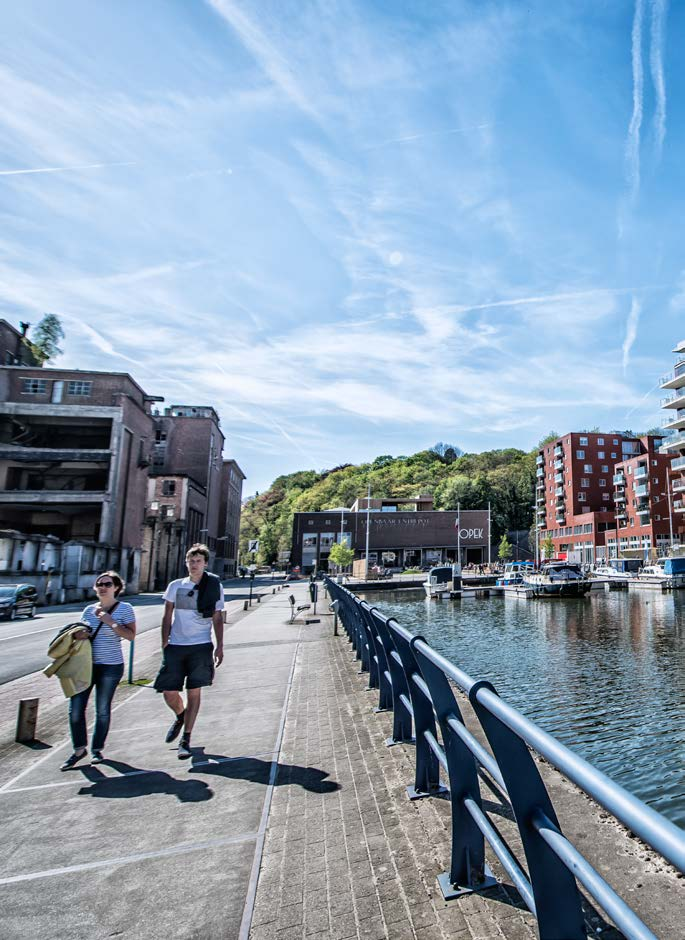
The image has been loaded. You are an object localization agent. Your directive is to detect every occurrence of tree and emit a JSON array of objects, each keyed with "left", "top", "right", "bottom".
[
  {"left": 541, "top": 536, "right": 555, "bottom": 560},
  {"left": 328, "top": 542, "right": 354, "bottom": 571},
  {"left": 29, "top": 314, "right": 65, "bottom": 364},
  {"left": 498, "top": 534, "right": 512, "bottom": 561}
]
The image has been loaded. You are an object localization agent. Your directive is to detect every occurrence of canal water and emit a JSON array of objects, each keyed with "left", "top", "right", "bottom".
[{"left": 361, "top": 588, "right": 685, "bottom": 827}]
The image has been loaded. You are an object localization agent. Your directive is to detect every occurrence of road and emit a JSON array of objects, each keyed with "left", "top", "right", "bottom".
[{"left": 0, "top": 577, "right": 282, "bottom": 686}]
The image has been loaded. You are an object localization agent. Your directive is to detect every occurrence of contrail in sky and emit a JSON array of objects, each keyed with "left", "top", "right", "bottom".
[
  {"left": 622, "top": 296, "right": 641, "bottom": 372},
  {"left": 625, "top": 0, "right": 645, "bottom": 204},
  {"left": 650, "top": 0, "right": 668, "bottom": 162},
  {"left": 0, "top": 161, "right": 136, "bottom": 177},
  {"left": 364, "top": 124, "right": 491, "bottom": 150}
]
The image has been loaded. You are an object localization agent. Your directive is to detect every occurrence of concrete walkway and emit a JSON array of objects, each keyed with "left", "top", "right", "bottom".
[{"left": 1, "top": 582, "right": 681, "bottom": 939}]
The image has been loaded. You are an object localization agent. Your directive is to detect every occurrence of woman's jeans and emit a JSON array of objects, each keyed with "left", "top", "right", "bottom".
[{"left": 68, "top": 662, "right": 124, "bottom": 751}]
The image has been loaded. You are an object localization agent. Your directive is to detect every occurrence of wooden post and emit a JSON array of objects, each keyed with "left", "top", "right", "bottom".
[{"left": 16, "top": 698, "right": 39, "bottom": 743}]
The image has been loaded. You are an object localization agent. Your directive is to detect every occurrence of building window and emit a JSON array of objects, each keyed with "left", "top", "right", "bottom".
[
  {"left": 155, "top": 429, "right": 167, "bottom": 443},
  {"left": 613, "top": 439, "right": 619, "bottom": 445},
  {"left": 580, "top": 437, "right": 588, "bottom": 445},
  {"left": 67, "top": 380, "right": 92, "bottom": 396},
  {"left": 611, "top": 452, "right": 617, "bottom": 459},
  {"left": 584, "top": 464, "right": 593, "bottom": 473},
  {"left": 578, "top": 493, "right": 586, "bottom": 502},
  {"left": 597, "top": 438, "right": 604, "bottom": 445},
  {"left": 652, "top": 477, "right": 659, "bottom": 484},
  {"left": 599, "top": 479, "right": 606, "bottom": 486},
  {"left": 603, "top": 492, "right": 610, "bottom": 500},
  {"left": 598, "top": 451, "right": 605, "bottom": 459},
  {"left": 576, "top": 450, "right": 585, "bottom": 459},
  {"left": 21, "top": 378, "right": 47, "bottom": 394},
  {"left": 581, "top": 478, "right": 590, "bottom": 487},
  {"left": 161, "top": 480, "right": 176, "bottom": 497},
  {"left": 601, "top": 465, "right": 609, "bottom": 473}
]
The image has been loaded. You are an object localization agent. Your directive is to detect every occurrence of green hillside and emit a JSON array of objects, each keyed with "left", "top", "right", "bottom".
[{"left": 239, "top": 444, "right": 538, "bottom": 565}]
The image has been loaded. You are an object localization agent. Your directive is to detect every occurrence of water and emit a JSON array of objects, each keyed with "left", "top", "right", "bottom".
[{"left": 360, "top": 588, "right": 685, "bottom": 828}]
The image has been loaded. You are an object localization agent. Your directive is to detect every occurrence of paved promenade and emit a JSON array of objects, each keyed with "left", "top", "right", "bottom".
[{"left": 0, "top": 582, "right": 681, "bottom": 939}]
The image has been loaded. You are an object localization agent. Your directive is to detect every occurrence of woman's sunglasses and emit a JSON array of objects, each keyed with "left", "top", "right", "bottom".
[{"left": 96, "top": 581, "right": 114, "bottom": 588}]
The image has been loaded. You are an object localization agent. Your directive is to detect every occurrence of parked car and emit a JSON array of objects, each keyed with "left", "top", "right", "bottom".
[{"left": 0, "top": 584, "right": 38, "bottom": 620}]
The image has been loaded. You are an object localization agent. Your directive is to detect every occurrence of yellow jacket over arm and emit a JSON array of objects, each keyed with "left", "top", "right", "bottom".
[{"left": 43, "top": 624, "right": 93, "bottom": 698}]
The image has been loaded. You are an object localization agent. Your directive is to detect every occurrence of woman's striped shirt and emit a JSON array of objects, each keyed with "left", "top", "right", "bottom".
[{"left": 80, "top": 601, "right": 136, "bottom": 665}]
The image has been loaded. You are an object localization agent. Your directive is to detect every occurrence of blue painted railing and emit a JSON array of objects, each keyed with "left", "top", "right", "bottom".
[{"left": 325, "top": 577, "right": 685, "bottom": 940}]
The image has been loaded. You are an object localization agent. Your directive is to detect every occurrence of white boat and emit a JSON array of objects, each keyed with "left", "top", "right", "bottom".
[
  {"left": 494, "top": 562, "right": 536, "bottom": 598},
  {"left": 629, "top": 558, "right": 685, "bottom": 590},
  {"left": 424, "top": 564, "right": 461, "bottom": 598},
  {"left": 523, "top": 562, "right": 593, "bottom": 597},
  {"left": 592, "top": 565, "right": 628, "bottom": 581}
]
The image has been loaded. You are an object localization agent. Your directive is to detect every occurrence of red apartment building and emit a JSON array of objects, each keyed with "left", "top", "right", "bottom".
[
  {"left": 537, "top": 432, "right": 645, "bottom": 564},
  {"left": 609, "top": 437, "right": 675, "bottom": 558}
]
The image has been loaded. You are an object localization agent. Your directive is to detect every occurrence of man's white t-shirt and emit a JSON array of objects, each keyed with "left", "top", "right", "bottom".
[{"left": 164, "top": 576, "right": 224, "bottom": 645}]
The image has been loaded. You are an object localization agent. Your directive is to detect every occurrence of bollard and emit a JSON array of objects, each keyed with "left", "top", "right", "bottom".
[
  {"left": 16, "top": 698, "right": 39, "bottom": 743},
  {"left": 128, "top": 639, "right": 135, "bottom": 684},
  {"left": 243, "top": 600, "right": 249, "bottom": 611},
  {"left": 257, "top": 595, "right": 261, "bottom": 603}
]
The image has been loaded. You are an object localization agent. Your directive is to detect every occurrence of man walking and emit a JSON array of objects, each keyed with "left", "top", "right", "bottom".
[{"left": 153, "top": 543, "right": 224, "bottom": 758}]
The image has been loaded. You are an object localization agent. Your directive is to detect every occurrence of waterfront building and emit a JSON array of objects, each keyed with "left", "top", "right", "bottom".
[
  {"left": 218, "top": 458, "right": 246, "bottom": 578},
  {"left": 536, "top": 431, "right": 643, "bottom": 564},
  {"left": 659, "top": 338, "right": 685, "bottom": 546},
  {"left": 290, "top": 495, "right": 489, "bottom": 572},
  {"left": 608, "top": 436, "right": 675, "bottom": 559}
]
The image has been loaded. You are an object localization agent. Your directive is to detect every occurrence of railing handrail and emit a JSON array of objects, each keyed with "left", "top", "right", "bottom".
[{"left": 324, "top": 576, "right": 685, "bottom": 940}]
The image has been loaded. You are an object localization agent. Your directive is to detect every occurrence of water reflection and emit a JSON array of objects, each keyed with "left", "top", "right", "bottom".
[{"left": 360, "top": 589, "right": 685, "bottom": 827}]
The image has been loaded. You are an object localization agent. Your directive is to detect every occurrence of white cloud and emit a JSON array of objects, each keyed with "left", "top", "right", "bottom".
[{"left": 622, "top": 296, "right": 641, "bottom": 372}]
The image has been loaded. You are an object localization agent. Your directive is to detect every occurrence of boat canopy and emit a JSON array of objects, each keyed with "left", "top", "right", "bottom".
[{"left": 662, "top": 557, "right": 685, "bottom": 575}]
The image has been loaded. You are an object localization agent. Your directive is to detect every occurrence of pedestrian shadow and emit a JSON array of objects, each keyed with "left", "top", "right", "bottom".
[
  {"left": 189, "top": 751, "right": 341, "bottom": 793},
  {"left": 75, "top": 759, "right": 213, "bottom": 803}
]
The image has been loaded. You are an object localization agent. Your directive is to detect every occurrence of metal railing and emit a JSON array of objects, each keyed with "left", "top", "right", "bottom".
[{"left": 325, "top": 578, "right": 685, "bottom": 940}]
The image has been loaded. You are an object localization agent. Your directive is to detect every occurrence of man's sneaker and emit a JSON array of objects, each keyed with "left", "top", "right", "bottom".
[
  {"left": 60, "top": 750, "right": 87, "bottom": 771},
  {"left": 177, "top": 738, "right": 192, "bottom": 760},
  {"left": 165, "top": 711, "right": 185, "bottom": 744},
  {"left": 91, "top": 750, "right": 105, "bottom": 764}
]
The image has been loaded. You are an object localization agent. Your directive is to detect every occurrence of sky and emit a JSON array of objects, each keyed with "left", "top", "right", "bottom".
[{"left": 1, "top": 0, "right": 684, "bottom": 495}]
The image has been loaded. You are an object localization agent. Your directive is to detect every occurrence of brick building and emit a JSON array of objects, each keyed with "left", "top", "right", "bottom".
[
  {"left": 0, "top": 319, "right": 40, "bottom": 367},
  {"left": 140, "top": 406, "right": 245, "bottom": 588},
  {"left": 0, "top": 365, "right": 160, "bottom": 590},
  {"left": 291, "top": 496, "right": 490, "bottom": 572},
  {"left": 536, "top": 431, "right": 677, "bottom": 563}
]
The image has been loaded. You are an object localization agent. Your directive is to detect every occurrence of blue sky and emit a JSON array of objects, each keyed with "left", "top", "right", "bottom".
[{"left": 1, "top": 0, "right": 683, "bottom": 494}]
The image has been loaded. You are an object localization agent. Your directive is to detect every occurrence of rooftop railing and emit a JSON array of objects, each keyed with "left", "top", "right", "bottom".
[{"left": 325, "top": 578, "right": 685, "bottom": 940}]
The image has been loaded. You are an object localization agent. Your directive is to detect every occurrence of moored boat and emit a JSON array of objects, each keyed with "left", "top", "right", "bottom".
[
  {"left": 424, "top": 564, "right": 461, "bottom": 598},
  {"left": 630, "top": 557, "right": 685, "bottom": 590},
  {"left": 523, "top": 561, "right": 593, "bottom": 597},
  {"left": 495, "top": 561, "right": 536, "bottom": 598}
]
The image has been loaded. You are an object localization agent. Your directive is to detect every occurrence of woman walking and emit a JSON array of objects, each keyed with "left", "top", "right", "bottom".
[{"left": 61, "top": 571, "right": 136, "bottom": 770}]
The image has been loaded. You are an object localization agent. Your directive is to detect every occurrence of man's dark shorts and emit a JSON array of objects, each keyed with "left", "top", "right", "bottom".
[{"left": 153, "top": 643, "right": 214, "bottom": 692}]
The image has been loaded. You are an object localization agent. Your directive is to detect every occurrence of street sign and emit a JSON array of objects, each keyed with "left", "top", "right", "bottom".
[{"left": 248, "top": 539, "right": 259, "bottom": 553}]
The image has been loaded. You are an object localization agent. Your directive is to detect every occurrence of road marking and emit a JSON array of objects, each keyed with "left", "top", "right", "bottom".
[
  {"left": 238, "top": 626, "right": 301, "bottom": 940},
  {"left": 0, "top": 624, "right": 59, "bottom": 642},
  {"left": 0, "top": 688, "right": 146, "bottom": 792},
  {"left": 0, "top": 833, "right": 258, "bottom": 885},
  {"left": 0, "top": 750, "right": 280, "bottom": 795}
]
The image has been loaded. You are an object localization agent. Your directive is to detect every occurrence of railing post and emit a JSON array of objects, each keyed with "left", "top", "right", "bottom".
[
  {"left": 367, "top": 609, "right": 393, "bottom": 711},
  {"left": 374, "top": 616, "right": 414, "bottom": 745},
  {"left": 469, "top": 680, "right": 586, "bottom": 940},
  {"left": 412, "top": 646, "right": 496, "bottom": 898},
  {"left": 390, "top": 626, "right": 443, "bottom": 799},
  {"left": 359, "top": 602, "right": 380, "bottom": 691}
]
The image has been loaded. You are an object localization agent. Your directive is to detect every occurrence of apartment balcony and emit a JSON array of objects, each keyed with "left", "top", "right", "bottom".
[
  {"left": 554, "top": 472, "right": 564, "bottom": 483},
  {"left": 673, "top": 500, "right": 685, "bottom": 513},
  {"left": 536, "top": 468, "right": 544, "bottom": 478},
  {"left": 634, "top": 466, "right": 648, "bottom": 480},
  {"left": 634, "top": 484, "right": 649, "bottom": 498},
  {"left": 659, "top": 387, "right": 685, "bottom": 408},
  {"left": 536, "top": 455, "right": 544, "bottom": 466},
  {"left": 554, "top": 459, "right": 564, "bottom": 471},
  {"left": 671, "top": 478, "right": 685, "bottom": 493},
  {"left": 660, "top": 430, "right": 685, "bottom": 453},
  {"left": 536, "top": 493, "right": 546, "bottom": 505},
  {"left": 615, "top": 510, "right": 627, "bottom": 520},
  {"left": 536, "top": 481, "right": 545, "bottom": 490},
  {"left": 614, "top": 491, "right": 626, "bottom": 502},
  {"left": 659, "top": 359, "right": 685, "bottom": 390},
  {"left": 661, "top": 409, "right": 685, "bottom": 432},
  {"left": 555, "top": 514, "right": 566, "bottom": 524},
  {"left": 670, "top": 456, "right": 685, "bottom": 471},
  {"left": 554, "top": 445, "right": 563, "bottom": 457},
  {"left": 635, "top": 502, "right": 651, "bottom": 516},
  {"left": 555, "top": 486, "right": 564, "bottom": 496},
  {"left": 613, "top": 473, "right": 625, "bottom": 486}
]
